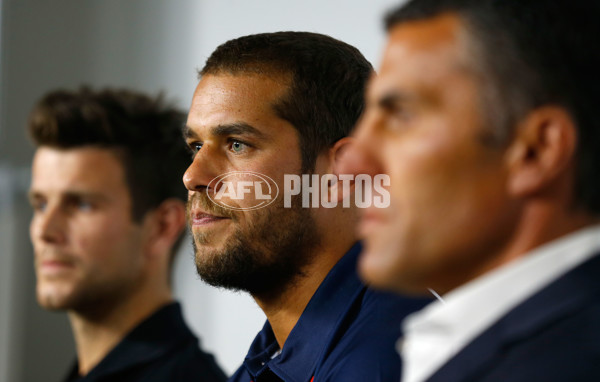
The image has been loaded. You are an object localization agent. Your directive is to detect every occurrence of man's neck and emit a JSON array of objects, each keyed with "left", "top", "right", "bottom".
[
  {"left": 254, "top": 241, "right": 354, "bottom": 349},
  {"left": 68, "top": 288, "right": 172, "bottom": 376},
  {"left": 428, "top": 202, "right": 600, "bottom": 295}
]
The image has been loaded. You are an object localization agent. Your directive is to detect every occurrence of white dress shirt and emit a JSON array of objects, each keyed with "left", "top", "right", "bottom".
[{"left": 400, "top": 224, "right": 600, "bottom": 382}]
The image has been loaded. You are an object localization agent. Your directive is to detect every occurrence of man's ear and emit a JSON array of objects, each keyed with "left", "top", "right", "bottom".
[
  {"left": 143, "top": 199, "right": 186, "bottom": 260},
  {"left": 327, "top": 137, "right": 356, "bottom": 203},
  {"left": 505, "top": 106, "right": 577, "bottom": 197}
]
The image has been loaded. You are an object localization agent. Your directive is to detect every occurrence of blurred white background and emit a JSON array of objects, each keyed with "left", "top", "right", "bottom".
[{"left": 0, "top": 1, "right": 403, "bottom": 380}]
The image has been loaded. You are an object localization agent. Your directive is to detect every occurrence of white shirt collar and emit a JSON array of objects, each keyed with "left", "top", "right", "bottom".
[{"left": 400, "top": 224, "right": 600, "bottom": 382}]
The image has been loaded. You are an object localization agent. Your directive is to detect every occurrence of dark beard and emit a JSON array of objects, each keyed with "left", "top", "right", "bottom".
[{"left": 189, "top": 193, "right": 320, "bottom": 298}]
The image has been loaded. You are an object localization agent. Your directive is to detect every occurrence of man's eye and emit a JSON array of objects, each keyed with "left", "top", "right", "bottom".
[
  {"left": 230, "top": 140, "right": 248, "bottom": 153},
  {"left": 66, "top": 198, "right": 93, "bottom": 212},
  {"left": 31, "top": 200, "right": 47, "bottom": 213},
  {"left": 77, "top": 201, "right": 93, "bottom": 212},
  {"left": 191, "top": 142, "right": 203, "bottom": 153},
  {"left": 187, "top": 142, "right": 203, "bottom": 158}
]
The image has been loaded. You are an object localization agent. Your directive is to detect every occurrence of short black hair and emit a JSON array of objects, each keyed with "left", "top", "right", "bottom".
[
  {"left": 200, "top": 31, "right": 373, "bottom": 171},
  {"left": 28, "top": 87, "right": 190, "bottom": 257},
  {"left": 385, "top": 0, "right": 600, "bottom": 215}
]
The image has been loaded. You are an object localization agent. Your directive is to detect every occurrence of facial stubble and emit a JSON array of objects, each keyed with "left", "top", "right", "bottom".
[{"left": 189, "top": 192, "right": 320, "bottom": 299}]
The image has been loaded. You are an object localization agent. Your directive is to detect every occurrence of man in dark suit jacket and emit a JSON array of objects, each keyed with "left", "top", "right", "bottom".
[{"left": 339, "top": 0, "right": 600, "bottom": 380}]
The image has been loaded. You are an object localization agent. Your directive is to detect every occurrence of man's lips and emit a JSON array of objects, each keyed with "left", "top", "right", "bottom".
[
  {"left": 191, "top": 211, "right": 230, "bottom": 226},
  {"left": 358, "top": 208, "right": 388, "bottom": 237},
  {"left": 38, "top": 258, "right": 76, "bottom": 275}
]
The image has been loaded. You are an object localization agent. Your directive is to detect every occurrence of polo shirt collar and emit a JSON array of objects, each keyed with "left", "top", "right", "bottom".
[{"left": 243, "top": 242, "right": 364, "bottom": 382}]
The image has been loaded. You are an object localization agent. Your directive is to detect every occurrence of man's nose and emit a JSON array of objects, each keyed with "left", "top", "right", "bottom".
[
  {"left": 31, "top": 203, "right": 67, "bottom": 245},
  {"left": 183, "top": 144, "right": 223, "bottom": 193},
  {"left": 338, "top": 141, "right": 382, "bottom": 178},
  {"left": 339, "top": 119, "right": 384, "bottom": 178}
]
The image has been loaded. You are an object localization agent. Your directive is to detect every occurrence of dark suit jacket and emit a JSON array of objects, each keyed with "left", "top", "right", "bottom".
[{"left": 427, "top": 253, "right": 600, "bottom": 382}]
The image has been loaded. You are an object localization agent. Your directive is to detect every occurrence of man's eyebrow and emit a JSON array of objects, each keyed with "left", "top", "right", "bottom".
[
  {"left": 183, "top": 125, "right": 199, "bottom": 140},
  {"left": 212, "top": 123, "right": 267, "bottom": 139},
  {"left": 183, "top": 123, "right": 267, "bottom": 141},
  {"left": 27, "top": 190, "right": 108, "bottom": 202},
  {"left": 62, "top": 191, "right": 108, "bottom": 201},
  {"left": 378, "top": 91, "right": 415, "bottom": 109}
]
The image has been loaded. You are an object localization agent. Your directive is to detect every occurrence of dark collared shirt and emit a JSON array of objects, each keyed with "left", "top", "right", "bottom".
[
  {"left": 65, "top": 302, "right": 226, "bottom": 382},
  {"left": 229, "top": 243, "right": 430, "bottom": 382}
]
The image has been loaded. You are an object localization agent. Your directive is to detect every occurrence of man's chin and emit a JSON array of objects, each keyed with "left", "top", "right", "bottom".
[
  {"left": 36, "top": 284, "right": 77, "bottom": 311},
  {"left": 358, "top": 242, "right": 399, "bottom": 287},
  {"left": 37, "top": 296, "right": 71, "bottom": 311},
  {"left": 192, "top": 224, "right": 234, "bottom": 247}
]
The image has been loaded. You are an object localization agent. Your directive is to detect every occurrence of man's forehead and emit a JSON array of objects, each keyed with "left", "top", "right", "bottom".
[
  {"left": 381, "top": 13, "right": 464, "bottom": 71},
  {"left": 186, "top": 73, "right": 293, "bottom": 138},
  {"left": 387, "top": 13, "right": 462, "bottom": 48},
  {"left": 32, "top": 146, "right": 123, "bottom": 169},
  {"left": 192, "top": 72, "right": 290, "bottom": 104},
  {"left": 31, "top": 147, "right": 126, "bottom": 191},
  {"left": 369, "top": 13, "right": 472, "bottom": 97}
]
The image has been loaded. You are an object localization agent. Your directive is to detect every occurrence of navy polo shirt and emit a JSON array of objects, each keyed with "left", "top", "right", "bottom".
[
  {"left": 229, "top": 243, "right": 430, "bottom": 382},
  {"left": 65, "top": 302, "right": 226, "bottom": 382}
]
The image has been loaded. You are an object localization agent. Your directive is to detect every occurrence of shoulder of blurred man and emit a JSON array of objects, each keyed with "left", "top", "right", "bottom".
[
  {"left": 427, "top": 250, "right": 600, "bottom": 382},
  {"left": 64, "top": 302, "right": 226, "bottom": 382}
]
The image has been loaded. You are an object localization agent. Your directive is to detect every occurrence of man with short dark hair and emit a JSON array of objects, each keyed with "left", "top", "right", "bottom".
[
  {"left": 340, "top": 0, "right": 600, "bottom": 380},
  {"left": 183, "top": 32, "right": 429, "bottom": 382},
  {"left": 28, "top": 87, "right": 226, "bottom": 382}
]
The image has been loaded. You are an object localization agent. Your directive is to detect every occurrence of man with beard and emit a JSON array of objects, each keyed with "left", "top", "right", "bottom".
[
  {"left": 183, "top": 32, "right": 429, "bottom": 382},
  {"left": 339, "top": 0, "right": 600, "bottom": 381},
  {"left": 28, "top": 87, "right": 226, "bottom": 382}
]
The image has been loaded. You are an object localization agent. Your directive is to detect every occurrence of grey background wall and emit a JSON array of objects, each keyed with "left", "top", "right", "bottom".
[{"left": 0, "top": 1, "right": 402, "bottom": 380}]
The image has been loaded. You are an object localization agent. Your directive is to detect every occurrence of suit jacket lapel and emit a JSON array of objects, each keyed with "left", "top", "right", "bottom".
[{"left": 426, "top": 253, "right": 600, "bottom": 382}]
